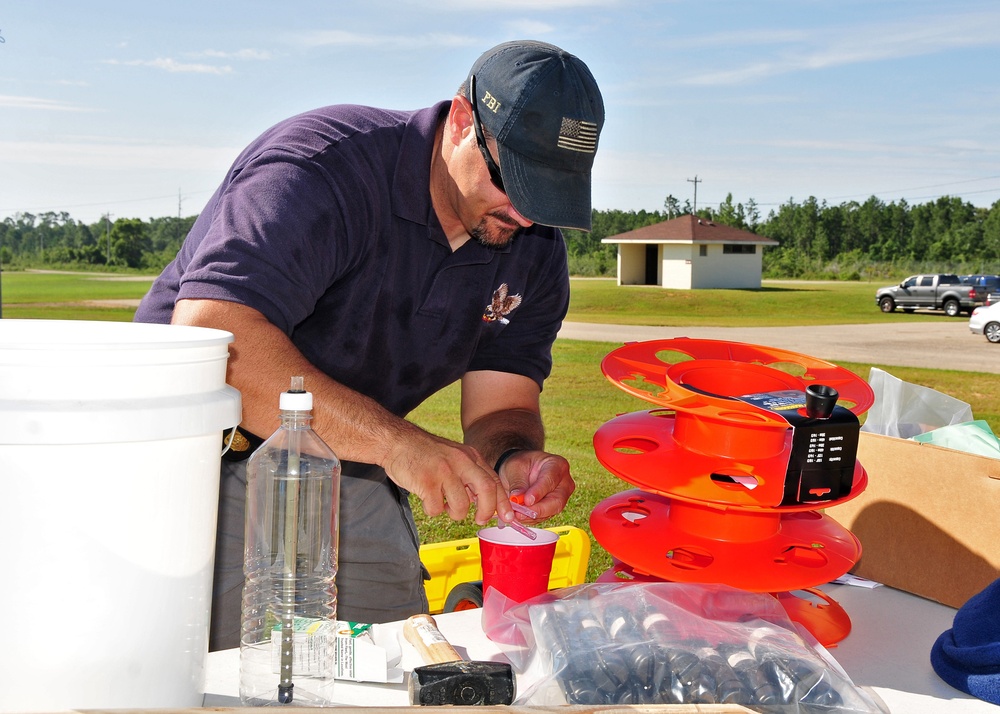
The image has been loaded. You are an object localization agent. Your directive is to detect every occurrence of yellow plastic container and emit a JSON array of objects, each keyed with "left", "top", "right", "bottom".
[{"left": 420, "top": 525, "right": 591, "bottom": 614}]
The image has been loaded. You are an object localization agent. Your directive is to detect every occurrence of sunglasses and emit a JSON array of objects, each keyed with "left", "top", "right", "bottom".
[{"left": 469, "top": 75, "right": 506, "bottom": 194}]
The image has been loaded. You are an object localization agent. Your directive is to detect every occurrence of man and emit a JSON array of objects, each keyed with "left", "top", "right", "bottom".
[{"left": 135, "top": 39, "right": 605, "bottom": 651}]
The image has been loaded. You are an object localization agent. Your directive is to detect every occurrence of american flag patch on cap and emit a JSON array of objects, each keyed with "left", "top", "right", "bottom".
[{"left": 557, "top": 117, "right": 598, "bottom": 153}]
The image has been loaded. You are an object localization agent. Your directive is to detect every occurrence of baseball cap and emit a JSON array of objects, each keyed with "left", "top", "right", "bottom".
[{"left": 467, "top": 40, "right": 605, "bottom": 231}]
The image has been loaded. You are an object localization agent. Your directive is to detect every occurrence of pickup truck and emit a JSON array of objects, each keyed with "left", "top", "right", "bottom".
[
  {"left": 962, "top": 274, "right": 1000, "bottom": 304},
  {"left": 875, "top": 274, "right": 983, "bottom": 317}
]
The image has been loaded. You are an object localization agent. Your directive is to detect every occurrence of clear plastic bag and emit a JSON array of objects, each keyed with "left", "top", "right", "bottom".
[
  {"left": 860, "top": 367, "right": 973, "bottom": 439},
  {"left": 483, "top": 582, "right": 886, "bottom": 713}
]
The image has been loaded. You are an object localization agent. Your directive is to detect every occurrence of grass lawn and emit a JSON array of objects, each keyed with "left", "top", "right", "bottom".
[
  {"left": 4, "top": 269, "right": 997, "bottom": 582},
  {"left": 0, "top": 270, "right": 152, "bottom": 321}
]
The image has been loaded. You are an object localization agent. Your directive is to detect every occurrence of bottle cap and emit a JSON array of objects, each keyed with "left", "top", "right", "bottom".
[{"left": 279, "top": 376, "right": 313, "bottom": 411}]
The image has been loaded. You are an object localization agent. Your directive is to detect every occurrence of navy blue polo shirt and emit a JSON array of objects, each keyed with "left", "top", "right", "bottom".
[{"left": 136, "top": 101, "right": 570, "bottom": 418}]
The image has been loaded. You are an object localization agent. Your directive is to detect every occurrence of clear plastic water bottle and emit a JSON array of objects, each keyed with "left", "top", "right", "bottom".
[{"left": 239, "top": 376, "right": 341, "bottom": 706}]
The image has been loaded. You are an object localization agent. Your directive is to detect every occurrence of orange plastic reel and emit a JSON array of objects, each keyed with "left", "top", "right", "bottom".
[
  {"left": 590, "top": 489, "right": 862, "bottom": 594},
  {"left": 594, "top": 408, "right": 869, "bottom": 509},
  {"left": 600, "top": 338, "right": 875, "bottom": 416},
  {"left": 595, "top": 339, "right": 874, "bottom": 509}
]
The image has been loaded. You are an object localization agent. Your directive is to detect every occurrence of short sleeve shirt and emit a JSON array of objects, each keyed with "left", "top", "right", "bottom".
[{"left": 135, "top": 101, "right": 570, "bottom": 418}]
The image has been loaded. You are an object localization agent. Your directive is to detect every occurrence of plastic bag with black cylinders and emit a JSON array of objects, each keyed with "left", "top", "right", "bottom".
[{"left": 483, "top": 581, "right": 887, "bottom": 713}]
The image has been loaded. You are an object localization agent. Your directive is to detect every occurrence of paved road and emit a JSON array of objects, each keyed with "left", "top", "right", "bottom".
[{"left": 558, "top": 320, "right": 999, "bottom": 374}]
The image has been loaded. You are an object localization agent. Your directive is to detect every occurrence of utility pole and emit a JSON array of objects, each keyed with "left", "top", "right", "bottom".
[
  {"left": 687, "top": 175, "right": 702, "bottom": 213},
  {"left": 177, "top": 189, "right": 183, "bottom": 243},
  {"left": 105, "top": 213, "right": 114, "bottom": 265}
]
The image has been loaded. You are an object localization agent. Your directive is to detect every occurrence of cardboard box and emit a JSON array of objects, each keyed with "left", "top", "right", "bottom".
[{"left": 825, "top": 431, "right": 1000, "bottom": 609}]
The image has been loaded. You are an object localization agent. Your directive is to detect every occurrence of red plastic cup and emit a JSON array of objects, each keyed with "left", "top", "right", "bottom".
[{"left": 478, "top": 525, "right": 558, "bottom": 603}]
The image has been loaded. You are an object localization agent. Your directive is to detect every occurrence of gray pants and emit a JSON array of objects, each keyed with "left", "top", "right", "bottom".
[{"left": 210, "top": 458, "right": 430, "bottom": 651}]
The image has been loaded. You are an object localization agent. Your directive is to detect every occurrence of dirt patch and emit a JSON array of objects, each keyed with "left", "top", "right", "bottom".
[
  {"left": 21, "top": 269, "right": 154, "bottom": 283},
  {"left": 79, "top": 299, "right": 143, "bottom": 307}
]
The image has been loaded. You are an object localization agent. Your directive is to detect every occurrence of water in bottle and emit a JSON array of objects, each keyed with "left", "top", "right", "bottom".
[{"left": 239, "top": 376, "right": 341, "bottom": 706}]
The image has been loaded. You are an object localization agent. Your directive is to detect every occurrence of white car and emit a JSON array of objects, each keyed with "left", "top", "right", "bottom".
[{"left": 969, "top": 302, "right": 1000, "bottom": 343}]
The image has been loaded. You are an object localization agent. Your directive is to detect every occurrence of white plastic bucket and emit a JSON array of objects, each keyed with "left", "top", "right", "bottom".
[{"left": 0, "top": 319, "right": 241, "bottom": 712}]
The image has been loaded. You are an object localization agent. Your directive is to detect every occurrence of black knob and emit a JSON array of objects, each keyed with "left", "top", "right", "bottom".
[{"left": 805, "top": 384, "right": 838, "bottom": 419}]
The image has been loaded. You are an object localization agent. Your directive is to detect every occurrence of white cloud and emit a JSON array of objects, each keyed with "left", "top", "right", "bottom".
[
  {"left": 504, "top": 20, "right": 556, "bottom": 35},
  {"left": 103, "top": 58, "right": 233, "bottom": 75},
  {"left": 439, "top": 0, "right": 623, "bottom": 7},
  {"left": 681, "top": 9, "right": 1000, "bottom": 86},
  {"left": 0, "top": 138, "right": 239, "bottom": 170},
  {"left": 669, "top": 29, "right": 809, "bottom": 49},
  {"left": 0, "top": 95, "right": 92, "bottom": 111},
  {"left": 681, "top": 62, "right": 782, "bottom": 87},
  {"left": 194, "top": 48, "right": 273, "bottom": 61},
  {"left": 291, "top": 29, "right": 478, "bottom": 49}
]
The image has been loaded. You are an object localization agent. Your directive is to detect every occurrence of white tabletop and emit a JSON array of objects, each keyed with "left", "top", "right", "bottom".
[
  {"left": 205, "top": 583, "right": 997, "bottom": 712},
  {"left": 817, "top": 583, "right": 996, "bottom": 713}
]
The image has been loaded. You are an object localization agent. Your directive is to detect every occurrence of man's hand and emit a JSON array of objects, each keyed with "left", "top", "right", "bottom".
[
  {"left": 496, "top": 449, "right": 575, "bottom": 523},
  {"left": 382, "top": 426, "right": 513, "bottom": 525},
  {"left": 461, "top": 370, "right": 577, "bottom": 525}
]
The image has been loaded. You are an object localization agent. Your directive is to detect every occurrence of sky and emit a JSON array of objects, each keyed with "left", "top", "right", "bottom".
[{"left": 1, "top": 0, "right": 999, "bottom": 226}]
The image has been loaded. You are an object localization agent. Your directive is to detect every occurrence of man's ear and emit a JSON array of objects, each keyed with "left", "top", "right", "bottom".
[{"left": 445, "top": 95, "right": 475, "bottom": 146}]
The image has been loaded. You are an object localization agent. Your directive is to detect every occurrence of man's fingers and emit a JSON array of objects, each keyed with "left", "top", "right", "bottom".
[
  {"left": 438, "top": 478, "right": 473, "bottom": 520},
  {"left": 435, "top": 467, "right": 507, "bottom": 523},
  {"left": 420, "top": 491, "right": 446, "bottom": 518},
  {"left": 517, "top": 455, "right": 573, "bottom": 519}
]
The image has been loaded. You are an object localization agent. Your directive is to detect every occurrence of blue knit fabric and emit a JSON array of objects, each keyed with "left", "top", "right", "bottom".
[{"left": 931, "top": 578, "right": 1000, "bottom": 704}]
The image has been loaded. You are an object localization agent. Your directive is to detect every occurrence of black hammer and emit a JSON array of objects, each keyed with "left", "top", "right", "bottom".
[{"left": 403, "top": 614, "right": 515, "bottom": 706}]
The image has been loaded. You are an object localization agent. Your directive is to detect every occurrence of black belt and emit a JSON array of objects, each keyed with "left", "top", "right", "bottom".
[{"left": 222, "top": 426, "right": 264, "bottom": 462}]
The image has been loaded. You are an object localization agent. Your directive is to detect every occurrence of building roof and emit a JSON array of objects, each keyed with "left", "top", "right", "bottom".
[{"left": 601, "top": 214, "right": 779, "bottom": 245}]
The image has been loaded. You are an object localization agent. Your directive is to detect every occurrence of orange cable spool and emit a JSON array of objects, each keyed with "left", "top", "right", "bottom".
[
  {"left": 594, "top": 409, "right": 869, "bottom": 509},
  {"left": 590, "top": 489, "right": 861, "bottom": 592},
  {"left": 590, "top": 338, "right": 875, "bottom": 646},
  {"left": 600, "top": 338, "right": 876, "bottom": 414}
]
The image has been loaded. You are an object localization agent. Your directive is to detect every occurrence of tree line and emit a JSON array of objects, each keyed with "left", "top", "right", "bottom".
[
  {"left": 563, "top": 193, "right": 1000, "bottom": 279},
  {"left": 0, "top": 212, "right": 197, "bottom": 271},
  {"left": 3, "top": 192, "right": 999, "bottom": 278}
]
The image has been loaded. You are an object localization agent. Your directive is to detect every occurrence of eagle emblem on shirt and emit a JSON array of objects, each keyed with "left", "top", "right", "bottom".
[{"left": 483, "top": 283, "right": 522, "bottom": 324}]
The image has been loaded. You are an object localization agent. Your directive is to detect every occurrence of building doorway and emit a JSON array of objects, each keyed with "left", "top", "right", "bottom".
[{"left": 645, "top": 244, "right": 658, "bottom": 286}]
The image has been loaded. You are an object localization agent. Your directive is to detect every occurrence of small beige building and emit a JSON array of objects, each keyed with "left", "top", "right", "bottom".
[{"left": 602, "top": 215, "right": 779, "bottom": 289}]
